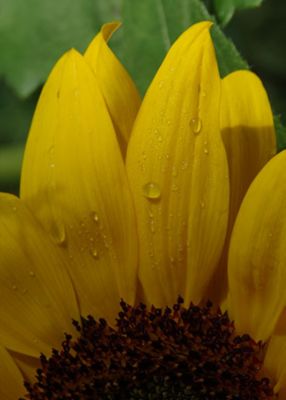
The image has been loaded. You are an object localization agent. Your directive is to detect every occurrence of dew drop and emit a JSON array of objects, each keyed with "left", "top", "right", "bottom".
[
  {"left": 143, "top": 182, "right": 161, "bottom": 200},
  {"left": 203, "top": 147, "right": 209, "bottom": 155},
  {"left": 50, "top": 163, "right": 55, "bottom": 168},
  {"left": 90, "top": 248, "right": 99, "bottom": 259},
  {"left": 181, "top": 161, "right": 188, "bottom": 170},
  {"left": 148, "top": 250, "right": 154, "bottom": 258},
  {"left": 29, "top": 271, "right": 35, "bottom": 278},
  {"left": 12, "top": 285, "right": 17, "bottom": 291},
  {"left": 48, "top": 145, "right": 55, "bottom": 155},
  {"left": 158, "top": 135, "right": 163, "bottom": 142},
  {"left": 91, "top": 211, "right": 99, "bottom": 223},
  {"left": 50, "top": 222, "right": 66, "bottom": 246},
  {"left": 12, "top": 206, "right": 17, "bottom": 212},
  {"left": 200, "top": 201, "right": 205, "bottom": 209},
  {"left": 190, "top": 117, "right": 202, "bottom": 135},
  {"left": 172, "top": 167, "right": 178, "bottom": 177}
]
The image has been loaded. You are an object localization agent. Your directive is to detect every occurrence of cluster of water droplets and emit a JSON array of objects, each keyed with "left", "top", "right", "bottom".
[{"left": 139, "top": 80, "right": 210, "bottom": 284}]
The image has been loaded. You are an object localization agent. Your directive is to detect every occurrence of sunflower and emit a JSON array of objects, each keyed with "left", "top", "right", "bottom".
[{"left": 0, "top": 20, "right": 285, "bottom": 399}]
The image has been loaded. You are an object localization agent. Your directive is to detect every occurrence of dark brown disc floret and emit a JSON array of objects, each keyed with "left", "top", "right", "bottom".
[{"left": 22, "top": 298, "right": 276, "bottom": 399}]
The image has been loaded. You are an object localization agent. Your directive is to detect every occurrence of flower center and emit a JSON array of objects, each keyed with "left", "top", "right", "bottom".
[{"left": 22, "top": 298, "right": 275, "bottom": 399}]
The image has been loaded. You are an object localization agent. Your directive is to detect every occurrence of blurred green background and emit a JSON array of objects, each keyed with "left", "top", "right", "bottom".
[{"left": 0, "top": 0, "right": 285, "bottom": 194}]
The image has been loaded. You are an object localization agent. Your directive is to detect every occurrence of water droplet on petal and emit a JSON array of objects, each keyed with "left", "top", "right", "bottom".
[
  {"left": 190, "top": 118, "right": 202, "bottom": 135},
  {"left": 203, "top": 147, "right": 209, "bottom": 155},
  {"left": 12, "top": 285, "right": 17, "bottom": 291},
  {"left": 50, "top": 222, "right": 66, "bottom": 246},
  {"left": 181, "top": 161, "right": 188, "bottom": 170},
  {"left": 172, "top": 167, "right": 178, "bottom": 177},
  {"left": 143, "top": 182, "right": 161, "bottom": 200},
  {"left": 29, "top": 271, "right": 35, "bottom": 278},
  {"left": 91, "top": 248, "right": 99, "bottom": 259},
  {"left": 91, "top": 211, "right": 99, "bottom": 223}
]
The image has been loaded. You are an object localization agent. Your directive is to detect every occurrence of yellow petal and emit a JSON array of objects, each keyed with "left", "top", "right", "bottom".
[
  {"left": 20, "top": 49, "right": 138, "bottom": 321},
  {"left": 85, "top": 22, "right": 141, "bottom": 157},
  {"left": 207, "top": 70, "right": 276, "bottom": 304},
  {"left": 9, "top": 351, "right": 40, "bottom": 383},
  {"left": 0, "top": 194, "right": 79, "bottom": 357},
  {"left": 126, "top": 22, "right": 229, "bottom": 306},
  {"left": 263, "top": 309, "right": 286, "bottom": 398},
  {"left": 228, "top": 151, "right": 286, "bottom": 341},
  {"left": 0, "top": 345, "right": 25, "bottom": 399}
]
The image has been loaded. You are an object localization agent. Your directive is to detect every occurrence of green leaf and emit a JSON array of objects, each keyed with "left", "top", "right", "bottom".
[
  {"left": 0, "top": 80, "right": 37, "bottom": 144},
  {"left": 0, "top": 0, "right": 120, "bottom": 98},
  {"left": 213, "top": 0, "right": 263, "bottom": 26},
  {"left": 211, "top": 25, "right": 248, "bottom": 77},
  {"left": 0, "top": 145, "right": 24, "bottom": 194},
  {"left": 274, "top": 115, "right": 286, "bottom": 152},
  {"left": 119, "top": 0, "right": 248, "bottom": 94}
]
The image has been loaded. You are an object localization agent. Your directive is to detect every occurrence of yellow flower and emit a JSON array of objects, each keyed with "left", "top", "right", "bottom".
[{"left": 0, "top": 20, "right": 284, "bottom": 398}]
